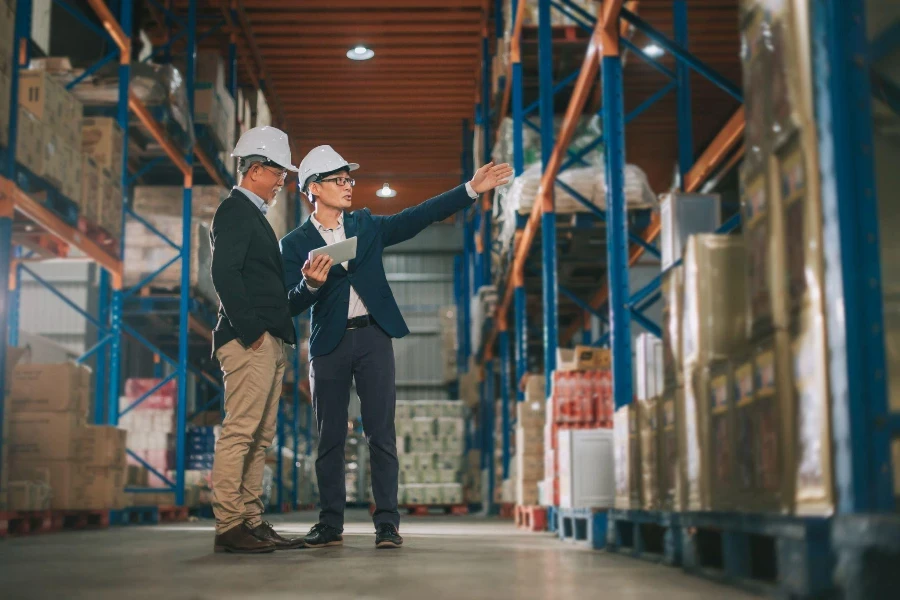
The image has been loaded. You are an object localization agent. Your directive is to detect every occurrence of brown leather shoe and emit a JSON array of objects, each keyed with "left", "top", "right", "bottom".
[
  {"left": 248, "top": 521, "right": 305, "bottom": 550},
  {"left": 214, "top": 523, "right": 276, "bottom": 554}
]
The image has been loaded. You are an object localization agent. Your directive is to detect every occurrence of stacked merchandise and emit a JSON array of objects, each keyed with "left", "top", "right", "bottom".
[
  {"left": 11, "top": 65, "right": 86, "bottom": 213},
  {"left": 515, "top": 388, "right": 545, "bottom": 507},
  {"left": 0, "top": 3, "right": 14, "bottom": 146},
  {"left": 459, "top": 357, "right": 481, "bottom": 410},
  {"left": 542, "top": 346, "right": 614, "bottom": 507},
  {"left": 190, "top": 51, "right": 236, "bottom": 155},
  {"left": 633, "top": 334, "right": 663, "bottom": 510},
  {"left": 177, "top": 426, "right": 219, "bottom": 507},
  {"left": 470, "top": 286, "right": 498, "bottom": 353},
  {"left": 462, "top": 449, "right": 482, "bottom": 504},
  {"left": 440, "top": 306, "right": 458, "bottom": 384},
  {"left": 495, "top": 396, "right": 517, "bottom": 505},
  {"left": 125, "top": 185, "right": 225, "bottom": 304},
  {"left": 118, "top": 377, "right": 176, "bottom": 503},
  {"left": 6, "top": 362, "right": 127, "bottom": 510},
  {"left": 395, "top": 401, "right": 467, "bottom": 506},
  {"left": 81, "top": 117, "right": 125, "bottom": 239}
]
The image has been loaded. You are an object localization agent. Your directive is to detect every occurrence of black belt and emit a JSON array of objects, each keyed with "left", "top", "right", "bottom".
[{"left": 346, "top": 315, "right": 373, "bottom": 330}]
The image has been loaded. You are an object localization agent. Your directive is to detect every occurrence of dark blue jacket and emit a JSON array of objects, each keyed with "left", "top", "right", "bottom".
[{"left": 281, "top": 184, "right": 474, "bottom": 358}]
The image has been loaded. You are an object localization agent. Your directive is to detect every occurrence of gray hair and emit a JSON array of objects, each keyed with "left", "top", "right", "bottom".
[{"left": 238, "top": 155, "right": 269, "bottom": 175}]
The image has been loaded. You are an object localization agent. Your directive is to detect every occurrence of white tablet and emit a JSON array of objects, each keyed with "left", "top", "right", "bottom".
[{"left": 309, "top": 236, "right": 358, "bottom": 265}]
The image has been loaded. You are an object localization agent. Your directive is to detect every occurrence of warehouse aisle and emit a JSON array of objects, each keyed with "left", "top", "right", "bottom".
[{"left": 0, "top": 509, "right": 753, "bottom": 600}]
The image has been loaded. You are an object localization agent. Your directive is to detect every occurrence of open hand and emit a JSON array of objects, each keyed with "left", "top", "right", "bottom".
[
  {"left": 302, "top": 254, "right": 333, "bottom": 288},
  {"left": 470, "top": 162, "right": 514, "bottom": 194}
]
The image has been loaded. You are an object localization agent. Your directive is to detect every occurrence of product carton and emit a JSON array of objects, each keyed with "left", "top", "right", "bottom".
[
  {"left": 80, "top": 155, "right": 101, "bottom": 217},
  {"left": 0, "top": 3, "right": 14, "bottom": 77},
  {"left": 15, "top": 107, "right": 44, "bottom": 175},
  {"left": 9, "top": 362, "right": 91, "bottom": 414},
  {"left": 707, "top": 361, "right": 737, "bottom": 510},
  {"left": 18, "top": 69, "right": 65, "bottom": 130},
  {"left": 662, "top": 266, "right": 685, "bottom": 386},
  {"left": 81, "top": 117, "right": 124, "bottom": 178},
  {"left": 613, "top": 404, "right": 641, "bottom": 509},
  {"left": 8, "top": 479, "right": 52, "bottom": 511},
  {"left": 638, "top": 397, "right": 659, "bottom": 510},
  {"left": 7, "top": 412, "right": 85, "bottom": 462},
  {"left": 78, "top": 426, "right": 127, "bottom": 469},
  {"left": 658, "top": 388, "right": 681, "bottom": 511}
]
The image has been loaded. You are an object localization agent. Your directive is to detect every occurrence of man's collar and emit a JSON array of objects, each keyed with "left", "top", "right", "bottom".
[
  {"left": 234, "top": 186, "right": 268, "bottom": 215},
  {"left": 310, "top": 210, "right": 343, "bottom": 232}
]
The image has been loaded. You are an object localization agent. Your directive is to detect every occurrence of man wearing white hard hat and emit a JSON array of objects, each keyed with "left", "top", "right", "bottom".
[
  {"left": 208, "top": 126, "right": 304, "bottom": 553},
  {"left": 281, "top": 145, "right": 512, "bottom": 549}
]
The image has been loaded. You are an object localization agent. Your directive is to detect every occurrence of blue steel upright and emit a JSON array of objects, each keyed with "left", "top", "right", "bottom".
[
  {"left": 538, "top": 0, "right": 558, "bottom": 399},
  {"left": 601, "top": 53, "right": 634, "bottom": 411},
  {"left": 812, "top": 0, "right": 892, "bottom": 513},
  {"left": 511, "top": 3, "right": 527, "bottom": 401}
]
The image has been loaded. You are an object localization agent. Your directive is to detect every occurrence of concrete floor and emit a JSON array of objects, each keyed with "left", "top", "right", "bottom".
[{"left": 0, "top": 509, "right": 755, "bottom": 600}]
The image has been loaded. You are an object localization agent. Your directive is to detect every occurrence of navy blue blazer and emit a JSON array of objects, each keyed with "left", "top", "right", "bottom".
[{"left": 281, "top": 184, "right": 475, "bottom": 358}]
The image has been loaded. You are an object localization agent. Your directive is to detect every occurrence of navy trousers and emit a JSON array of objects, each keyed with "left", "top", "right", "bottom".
[{"left": 309, "top": 323, "right": 399, "bottom": 530}]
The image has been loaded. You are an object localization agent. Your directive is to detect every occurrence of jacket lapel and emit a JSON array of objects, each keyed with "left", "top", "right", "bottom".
[
  {"left": 301, "top": 217, "right": 327, "bottom": 248},
  {"left": 343, "top": 211, "right": 358, "bottom": 272},
  {"left": 232, "top": 189, "right": 280, "bottom": 249}
]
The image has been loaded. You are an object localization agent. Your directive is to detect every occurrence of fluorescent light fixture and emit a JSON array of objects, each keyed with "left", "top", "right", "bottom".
[
  {"left": 643, "top": 44, "right": 665, "bottom": 58},
  {"left": 347, "top": 45, "right": 375, "bottom": 61},
  {"left": 376, "top": 183, "right": 397, "bottom": 198}
]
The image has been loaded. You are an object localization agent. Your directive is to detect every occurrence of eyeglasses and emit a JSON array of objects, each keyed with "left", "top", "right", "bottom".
[
  {"left": 317, "top": 176, "right": 355, "bottom": 188},
  {"left": 259, "top": 164, "right": 288, "bottom": 181}
]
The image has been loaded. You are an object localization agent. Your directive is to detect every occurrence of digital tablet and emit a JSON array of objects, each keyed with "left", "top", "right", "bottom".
[{"left": 309, "top": 236, "right": 358, "bottom": 265}]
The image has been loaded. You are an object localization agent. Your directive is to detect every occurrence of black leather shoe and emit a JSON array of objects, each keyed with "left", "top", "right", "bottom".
[
  {"left": 214, "top": 523, "right": 276, "bottom": 554},
  {"left": 375, "top": 523, "right": 403, "bottom": 549},
  {"left": 249, "top": 521, "right": 305, "bottom": 550},
  {"left": 303, "top": 523, "right": 343, "bottom": 548}
]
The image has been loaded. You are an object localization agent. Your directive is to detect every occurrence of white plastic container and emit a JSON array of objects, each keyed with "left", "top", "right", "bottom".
[{"left": 557, "top": 428, "right": 615, "bottom": 509}]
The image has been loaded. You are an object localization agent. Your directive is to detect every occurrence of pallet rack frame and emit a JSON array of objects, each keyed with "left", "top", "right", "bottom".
[
  {"left": 0, "top": 0, "right": 313, "bottom": 510},
  {"left": 459, "top": 0, "right": 896, "bottom": 533}
]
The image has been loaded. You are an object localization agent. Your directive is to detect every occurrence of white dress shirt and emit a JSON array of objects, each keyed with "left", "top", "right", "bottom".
[{"left": 304, "top": 182, "right": 478, "bottom": 319}]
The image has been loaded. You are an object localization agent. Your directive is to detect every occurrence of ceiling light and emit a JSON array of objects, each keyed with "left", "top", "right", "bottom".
[
  {"left": 643, "top": 44, "right": 665, "bottom": 58},
  {"left": 376, "top": 183, "right": 397, "bottom": 198},
  {"left": 347, "top": 45, "right": 374, "bottom": 61}
]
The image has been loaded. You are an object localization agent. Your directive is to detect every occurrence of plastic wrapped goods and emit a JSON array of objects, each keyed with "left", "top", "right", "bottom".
[
  {"left": 682, "top": 234, "right": 748, "bottom": 368},
  {"left": 658, "top": 388, "right": 682, "bottom": 511},
  {"left": 638, "top": 397, "right": 659, "bottom": 510},
  {"left": 707, "top": 361, "right": 737, "bottom": 510},
  {"left": 682, "top": 366, "right": 710, "bottom": 511},
  {"left": 791, "top": 306, "right": 834, "bottom": 515},
  {"left": 662, "top": 266, "right": 685, "bottom": 387},
  {"left": 613, "top": 404, "right": 641, "bottom": 509}
]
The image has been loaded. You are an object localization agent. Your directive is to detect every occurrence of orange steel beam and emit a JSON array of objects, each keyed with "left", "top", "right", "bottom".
[
  {"left": 600, "top": 0, "right": 624, "bottom": 56},
  {"left": 129, "top": 93, "right": 192, "bottom": 181},
  {"left": 558, "top": 107, "right": 746, "bottom": 344},
  {"left": 0, "top": 177, "right": 123, "bottom": 289},
  {"left": 193, "top": 146, "right": 228, "bottom": 188},
  {"left": 86, "top": 0, "right": 130, "bottom": 59}
]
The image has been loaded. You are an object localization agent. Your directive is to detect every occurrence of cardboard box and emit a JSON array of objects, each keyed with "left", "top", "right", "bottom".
[
  {"left": 516, "top": 398, "right": 545, "bottom": 429},
  {"left": 7, "top": 412, "right": 85, "bottom": 461},
  {"left": 0, "top": 72, "right": 9, "bottom": 147},
  {"left": 0, "top": 3, "right": 14, "bottom": 77},
  {"left": 78, "top": 426, "right": 127, "bottom": 469},
  {"left": 81, "top": 117, "right": 124, "bottom": 178},
  {"left": 10, "top": 461, "right": 124, "bottom": 509},
  {"left": 556, "top": 348, "right": 576, "bottom": 372},
  {"left": 41, "top": 125, "right": 65, "bottom": 184},
  {"left": 638, "top": 397, "right": 659, "bottom": 510},
  {"left": 682, "top": 366, "right": 710, "bottom": 511},
  {"left": 573, "top": 345, "right": 601, "bottom": 371},
  {"left": 662, "top": 266, "right": 685, "bottom": 386},
  {"left": 8, "top": 479, "right": 52, "bottom": 511},
  {"left": 707, "top": 361, "right": 737, "bottom": 510},
  {"left": 61, "top": 144, "right": 82, "bottom": 206},
  {"left": 9, "top": 362, "right": 91, "bottom": 414},
  {"left": 132, "top": 185, "right": 225, "bottom": 220},
  {"left": 660, "top": 192, "right": 722, "bottom": 270},
  {"left": 102, "top": 180, "right": 123, "bottom": 238},
  {"left": 16, "top": 107, "right": 44, "bottom": 175},
  {"left": 658, "top": 389, "right": 682, "bottom": 511},
  {"left": 515, "top": 426, "right": 544, "bottom": 456},
  {"left": 614, "top": 405, "right": 641, "bottom": 509},
  {"left": 18, "top": 69, "right": 65, "bottom": 130},
  {"left": 80, "top": 155, "right": 101, "bottom": 217}
]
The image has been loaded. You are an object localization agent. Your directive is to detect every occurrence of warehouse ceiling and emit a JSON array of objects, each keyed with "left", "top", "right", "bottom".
[{"left": 162, "top": 0, "right": 741, "bottom": 215}]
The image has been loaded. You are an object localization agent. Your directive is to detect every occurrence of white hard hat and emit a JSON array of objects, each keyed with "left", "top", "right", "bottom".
[
  {"left": 231, "top": 126, "right": 299, "bottom": 172},
  {"left": 298, "top": 145, "right": 359, "bottom": 192}
]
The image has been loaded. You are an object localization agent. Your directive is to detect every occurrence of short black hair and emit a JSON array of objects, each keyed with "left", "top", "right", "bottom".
[{"left": 306, "top": 167, "right": 352, "bottom": 201}]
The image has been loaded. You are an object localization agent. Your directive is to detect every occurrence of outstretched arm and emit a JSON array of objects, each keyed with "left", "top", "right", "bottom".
[{"left": 377, "top": 162, "right": 513, "bottom": 247}]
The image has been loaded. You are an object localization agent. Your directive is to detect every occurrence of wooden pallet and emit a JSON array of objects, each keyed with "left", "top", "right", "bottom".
[
  {"left": 157, "top": 505, "right": 189, "bottom": 523},
  {"left": 109, "top": 506, "right": 159, "bottom": 526},
  {"left": 515, "top": 505, "right": 549, "bottom": 532},
  {"left": 77, "top": 217, "right": 119, "bottom": 253},
  {"left": 14, "top": 165, "right": 80, "bottom": 227},
  {"left": 679, "top": 511, "right": 833, "bottom": 599},
  {"left": 50, "top": 509, "right": 110, "bottom": 531},
  {"left": 498, "top": 503, "right": 516, "bottom": 519},
  {"left": 557, "top": 507, "right": 607, "bottom": 549},
  {"left": 0, "top": 509, "right": 110, "bottom": 537},
  {"left": 388, "top": 504, "right": 468, "bottom": 516},
  {"left": 607, "top": 509, "right": 683, "bottom": 566}
]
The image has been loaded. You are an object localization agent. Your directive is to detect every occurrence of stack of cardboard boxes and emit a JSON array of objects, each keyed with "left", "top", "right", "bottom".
[
  {"left": 118, "top": 378, "right": 176, "bottom": 499},
  {"left": 396, "top": 400, "right": 466, "bottom": 506},
  {"left": 81, "top": 117, "right": 125, "bottom": 239},
  {"left": 6, "top": 363, "right": 127, "bottom": 511},
  {"left": 193, "top": 51, "right": 236, "bottom": 156},
  {"left": 514, "top": 388, "right": 544, "bottom": 507}
]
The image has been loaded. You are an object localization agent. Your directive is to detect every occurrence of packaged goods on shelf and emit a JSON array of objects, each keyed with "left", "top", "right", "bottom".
[
  {"left": 132, "top": 185, "right": 226, "bottom": 221},
  {"left": 613, "top": 404, "right": 641, "bottom": 509},
  {"left": 15, "top": 107, "right": 45, "bottom": 175},
  {"left": 682, "top": 366, "right": 710, "bottom": 511},
  {"left": 250, "top": 88, "right": 272, "bottom": 128},
  {"left": 635, "top": 334, "right": 664, "bottom": 402},
  {"left": 18, "top": 69, "right": 66, "bottom": 133},
  {"left": 124, "top": 217, "right": 216, "bottom": 304},
  {"left": 440, "top": 305, "right": 458, "bottom": 383},
  {"left": 558, "top": 428, "right": 614, "bottom": 509},
  {"left": 682, "top": 234, "right": 748, "bottom": 367},
  {"left": 659, "top": 193, "right": 722, "bottom": 270},
  {"left": 551, "top": 369, "right": 612, "bottom": 428},
  {"left": 119, "top": 377, "right": 177, "bottom": 488},
  {"left": 658, "top": 388, "right": 682, "bottom": 511},
  {"left": 0, "top": 2, "right": 14, "bottom": 78},
  {"left": 190, "top": 51, "right": 236, "bottom": 152},
  {"left": 470, "top": 285, "right": 498, "bottom": 353},
  {"left": 706, "top": 361, "right": 737, "bottom": 510},
  {"left": 81, "top": 117, "right": 125, "bottom": 179},
  {"left": 638, "top": 397, "right": 659, "bottom": 510},
  {"left": 515, "top": 398, "right": 545, "bottom": 506},
  {"left": 8, "top": 362, "right": 91, "bottom": 414},
  {"left": 0, "top": 72, "right": 9, "bottom": 147},
  {"left": 8, "top": 479, "right": 51, "bottom": 511},
  {"left": 662, "top": 265, "right": 685, "bottom": 386}
]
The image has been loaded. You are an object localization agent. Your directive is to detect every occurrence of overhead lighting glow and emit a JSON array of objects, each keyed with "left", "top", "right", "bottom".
[
  {"left": 376, "top": 183, "right": 397, "bottom": 198},
  {"left": 347, "top": 45, "right": 375, "bottom": 61},
  {"left": 643, "top": 44, "right": 665, "bottom": 58}
]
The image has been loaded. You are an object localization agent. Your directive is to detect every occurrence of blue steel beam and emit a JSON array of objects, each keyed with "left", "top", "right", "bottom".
[
  {"left": 560, "top": 285, "right": 606, "bottom": 321},
  {"left": 523, "top": 67, "right": 582, "bottom": 117},
  {"left": 122, "top": 323, "right": 178, "bottom": 369},
  {"left": 602, "top": 51, "right": 634, "bottom": 410},
  {"left": 126, "top": 206, "right": 184, "bottom": 250},
  {"left": 119, "top": 371, "right": 178, "bottom": 418},
  {"left": 630, "top": 307, "right": 661, "bottom": 339},
  {"left": 276, "top": 402, "right": 284, "bottom": 510},
  {"left": 620, "top": 37, "right": 677, "bottom": 80},
  {"left": 127, "top": 156, "right": 166, "bottom": 187},
  {"left": 126, "top": 449, "right": 176, "bottom": 488},
  {"left": 67, "top": 50, "right": 118, "bottom": 90},
  {"left": 19, "top": 265, "right": 108, "bottom": 331},
  {"left": 674, "top": 1, "right": 694, "bottom": 186},
  {"left": 812, "top": 0, "right": 892, "bottom": 512},
  {"left": 538, "top": 0, "right": 559, "bottom": 399},
  {"left": 122, "top": 254, "right": 182, "bottom": 299},
  {"left": 550, "top": 1, "right": 594, "bottom": 35},
  {"left": 78, "top": 334, "right": 113, "bottom": 366},
  {"left": 621, "top": 7, "right": 743, "bottom": 103},
  {"left": 146, "top": 0, "right": 186, "bottom": 29},
  {"left": 54, "top": 0, "right": 112, "bottom": 40}
]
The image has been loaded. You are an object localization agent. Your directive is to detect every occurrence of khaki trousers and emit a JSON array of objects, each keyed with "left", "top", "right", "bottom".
[{"left": 211, "top": 332, "right": 285, "bottom": 534}]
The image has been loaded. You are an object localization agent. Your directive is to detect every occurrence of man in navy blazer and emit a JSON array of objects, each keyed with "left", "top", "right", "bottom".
[{"left": 281, "top": 145, "right": 511, "bottom": 549}]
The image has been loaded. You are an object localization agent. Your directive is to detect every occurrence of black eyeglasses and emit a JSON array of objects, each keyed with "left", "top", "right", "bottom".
[{"left": 317, "top": 176, "right": 355, "bottom": 187}]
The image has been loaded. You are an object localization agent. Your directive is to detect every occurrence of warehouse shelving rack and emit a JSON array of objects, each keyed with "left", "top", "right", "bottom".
[
  {"left": 460, "top": 0, "right": 898, "bottom": 589},
  {"left": 0, "top": 0, "right": 314, "bottom": 511}
]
